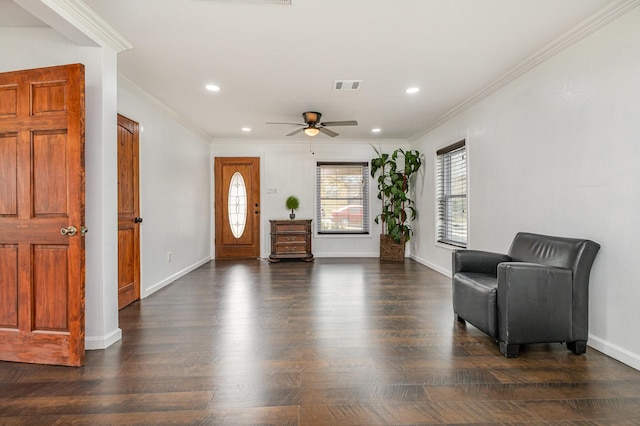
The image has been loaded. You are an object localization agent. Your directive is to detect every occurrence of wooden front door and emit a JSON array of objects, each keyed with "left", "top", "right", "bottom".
[
  {"left": 117, "top": 114, "right": 141, "bottom": 309},
  {"left": 214, "top": 157, "right": 260, "bottom": 259},
  {"left": 0, "top": 64, "right": 86, "bottom": 366}
]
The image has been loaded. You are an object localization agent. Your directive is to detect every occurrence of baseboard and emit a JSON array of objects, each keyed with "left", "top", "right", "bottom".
[
  {"left": 312, "top": 252, "right": 379, "bottom": 258},
  {"left": 85, "top": 327, "right": 122, "bottom": 350},
  {"left": 142, "top": 256, "right": 211, "bottom": 298},
  {"left": 588, "top": 334, "right": 640, "bottom": 371},
  {"left": 409, "top": 254, "right": 451, "bottom": 277},
  {"left": 286, "top": 253, "right": 453, "bottom": 274},
  {"left": 407, "top": 255, "right": 640, "bottom": 372}
]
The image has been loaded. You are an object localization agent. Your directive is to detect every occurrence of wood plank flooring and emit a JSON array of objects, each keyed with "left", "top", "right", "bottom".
[{"left": 1, "top": 258, "right": 640, "bottom": 425}]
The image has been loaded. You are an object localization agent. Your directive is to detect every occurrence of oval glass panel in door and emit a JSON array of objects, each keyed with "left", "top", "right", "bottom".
[{"left": 228, "top": 172, "right": 247, "bottom": 238}]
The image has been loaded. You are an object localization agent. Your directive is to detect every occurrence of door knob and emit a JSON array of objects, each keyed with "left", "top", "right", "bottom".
[
  {"left": 60, "top": 226, "right": 77, "bottom": 236},
  {"left": 80, "top": 226, "right": 88, "bottom": 236},
  {"left": 134, "top": 217, "right": 143, "bottom": 223}
]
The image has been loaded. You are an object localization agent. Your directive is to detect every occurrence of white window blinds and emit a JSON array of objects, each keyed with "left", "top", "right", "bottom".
[
  {"left": 436, "top": 140, "right": 467, "bottom": 248},
  {"left": 316, "top": 162, "right": 369, "bottom": 234}
]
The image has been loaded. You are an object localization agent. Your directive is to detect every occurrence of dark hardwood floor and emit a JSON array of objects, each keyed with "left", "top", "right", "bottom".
[{"left": 1, "top": 258, "right": 640, "bottom": 425}]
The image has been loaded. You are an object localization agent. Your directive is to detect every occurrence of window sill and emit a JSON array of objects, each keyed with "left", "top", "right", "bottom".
[{"left": 435, "top": 240, "right": 466, "bottom": 250}]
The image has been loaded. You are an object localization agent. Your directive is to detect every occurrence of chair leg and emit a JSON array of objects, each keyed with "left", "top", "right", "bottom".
[
  {"left": 567, "top": 341, "right": 587, "bottom": 355},
  {"left": 499, "top": 341, "right": 519, "bottom": 358},
  {"left": 454, "top": 314, "right": 465, "bottom": 323}
]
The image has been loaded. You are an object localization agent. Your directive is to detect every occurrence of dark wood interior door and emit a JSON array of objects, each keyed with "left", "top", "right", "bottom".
[
  {"left": 117, "top": 114, "right": 141, "bottom": 309},
  {"left": 214, "top": 157, "right": 260, "bottom": 259},
  {"left": 0, "top": 64, "right": 86, "bottom": 366}
]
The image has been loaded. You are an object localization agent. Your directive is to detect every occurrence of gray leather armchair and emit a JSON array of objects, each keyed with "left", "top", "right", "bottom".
[{"left": 452, "top": 232, "right": 600, "bottom": 357}]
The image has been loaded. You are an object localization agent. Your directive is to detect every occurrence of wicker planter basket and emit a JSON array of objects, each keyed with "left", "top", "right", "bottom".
[{"left": 379, "top": 234, "right": 406, "bottom": 262}]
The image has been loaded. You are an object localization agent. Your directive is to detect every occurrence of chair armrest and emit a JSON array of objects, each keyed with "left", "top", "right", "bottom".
[
  {"left": 497, "top": 262, "right": 573, "bottom": 344},
  {"left": 453, "top": 250, "right": 511, "bottom": 275}
]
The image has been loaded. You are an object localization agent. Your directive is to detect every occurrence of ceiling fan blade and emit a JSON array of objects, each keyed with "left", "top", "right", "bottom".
[
  {"left": 286, "top": 128, "right": 305, "bottom": 136},
  {"left": 319, "top": 127, "right": 339, "bottom": 137},
  {"left": 266, "top": 122, "right": 305, "bottom": 126},
  {"left": 320, "top": 120, "right": 358, "bottom": 127}
]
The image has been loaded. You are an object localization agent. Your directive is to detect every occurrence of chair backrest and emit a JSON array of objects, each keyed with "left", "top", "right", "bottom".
[
  {"left": 508, "top": 232, "right": 600, "bottom": 273},
  {"left": 508, "top": 232, "right": 601, "bottom": 341}
]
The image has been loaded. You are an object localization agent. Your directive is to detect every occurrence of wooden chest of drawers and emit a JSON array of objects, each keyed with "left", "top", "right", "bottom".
[{"left": 269, "top": 219, "right": 314, "bottom": 262}]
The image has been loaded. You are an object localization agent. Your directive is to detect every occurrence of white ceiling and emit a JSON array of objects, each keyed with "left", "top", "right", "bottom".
[
  {"left": 4, "top": 0, "right": 615, "bottom": 140},
  {"left": 0, "top": 0, "right": 46, "bottom": 26}
]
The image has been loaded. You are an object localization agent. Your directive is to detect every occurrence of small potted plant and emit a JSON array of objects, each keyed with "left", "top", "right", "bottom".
[{"left": 285, "top": 195, "right": 299, "bottom": 219}]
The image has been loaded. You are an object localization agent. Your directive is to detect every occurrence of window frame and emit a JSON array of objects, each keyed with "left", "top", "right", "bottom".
[
  {"left": 316, "top": 161, "right": 370, "bottom": 236},
  {"left": 435, "top": 140, "right": 468, "bottom": 248}
]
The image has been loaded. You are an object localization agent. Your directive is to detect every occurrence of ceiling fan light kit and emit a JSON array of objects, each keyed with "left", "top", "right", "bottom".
[
  {"left": 304, "top": 127, "right": 320, "bottom": 137},
  {"left": 267, "top": 111, "right": 358, "bottom": 137}
]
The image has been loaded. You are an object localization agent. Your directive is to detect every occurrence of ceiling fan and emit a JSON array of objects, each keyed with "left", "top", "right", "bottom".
[{"left": 267, "top": 111, "right": 357, "bottom": 137}]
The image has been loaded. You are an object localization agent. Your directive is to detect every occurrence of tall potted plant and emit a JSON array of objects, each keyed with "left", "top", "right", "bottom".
[{"left": 370, "top": 146, "right": 422, "bottom": 261}]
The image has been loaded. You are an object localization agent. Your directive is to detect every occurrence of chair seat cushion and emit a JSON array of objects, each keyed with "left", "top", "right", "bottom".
[{"left": 453, "top": 272, "right": 498, "bottom": 338}]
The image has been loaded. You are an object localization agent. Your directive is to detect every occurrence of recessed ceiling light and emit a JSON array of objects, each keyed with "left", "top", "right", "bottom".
[
  {"left": 205, "top": 84, "right": 220, "bottom": 92},
  {"left": 406, "top": 87, "right": 420, "bottom": 94},
  {"left": 372, "top": 128, "right": 381, "bottom": 133},
  {"left": 241, "top": 127, "right": 251, "bottom": 132}
]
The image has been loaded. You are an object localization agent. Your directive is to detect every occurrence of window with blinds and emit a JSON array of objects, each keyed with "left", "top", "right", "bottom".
[
  {"left": 436, "top": 140, "right": 467, "bottom": 248},
  {"left": 316, "top": 162, "right": 369, "bottom": 234}
]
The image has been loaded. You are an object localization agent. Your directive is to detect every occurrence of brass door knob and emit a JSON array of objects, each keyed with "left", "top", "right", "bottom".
[{"left": 60, "top": 226, "right": 77, "bottom": 236}]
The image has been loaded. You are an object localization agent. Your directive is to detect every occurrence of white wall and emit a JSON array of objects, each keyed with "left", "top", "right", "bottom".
[
  {"left": 411, "top": 7, "right": 640, "bottom": 370},
  {"left": 6, "top": 7, "right": 638, "bottom": 371},
  {"left": 211, "top": 139, "right": 408, "bottom": 258},
  {"left": 0, "top": 27, "right": 120, "bottom": 349},
  {"left": 1, "top": 27, "right": 212, "bottom": 350},
  {"left": 118, "top": 83, "right": 212, "bottom": 298}
]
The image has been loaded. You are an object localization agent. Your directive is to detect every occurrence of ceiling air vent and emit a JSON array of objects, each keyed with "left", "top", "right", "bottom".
[
  {"left": 196, "top": 0, "right": 291, "bottom": 5},
  {"left": 334, "top": 80, "right": 362, "bottom": 91}
]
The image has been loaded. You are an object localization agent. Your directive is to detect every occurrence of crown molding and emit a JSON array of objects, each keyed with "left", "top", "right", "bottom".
[
  {"left": 409, "top": 0, "right": 640, "bottom": 142},
  {"left": 118, "top": 74, "right": 213, "bottom": 142},
  {"left": 15, "top": 0, "right": 132, "bottom": 52},
  {"left": 44, "top": 0, "right": 132, "bottom": 51},
  {"left": 210, "top": 138, "right": 408, "bottom": 145}
]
